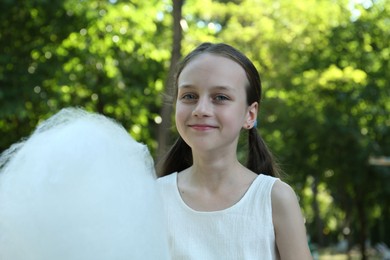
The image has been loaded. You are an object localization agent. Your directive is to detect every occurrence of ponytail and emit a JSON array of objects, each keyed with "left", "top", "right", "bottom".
[
  {"left": 247, "top": 128, "right": 281, "bottom": 178},
  {"left": 156, "top": 137, "right": 192, "bottom": 177},
  {"left": 157, "top": 130, "right": 281, "bottom": 178}
]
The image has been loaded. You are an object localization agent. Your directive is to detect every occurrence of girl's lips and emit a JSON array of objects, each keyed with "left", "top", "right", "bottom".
[{"left": 189, "top": 124, "right": 218, "bottom": 131}]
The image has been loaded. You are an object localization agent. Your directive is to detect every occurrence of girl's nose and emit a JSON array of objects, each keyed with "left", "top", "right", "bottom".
[{"left": 192, "top": 97, "right": 212, "bottom": 117}]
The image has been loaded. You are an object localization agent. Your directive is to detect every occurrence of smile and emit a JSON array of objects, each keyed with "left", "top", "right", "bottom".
[{"left": 188, "top": 124, "right": 218, "bottom": 131}]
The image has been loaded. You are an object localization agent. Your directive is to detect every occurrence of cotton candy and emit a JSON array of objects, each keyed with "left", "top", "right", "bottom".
[{"left": 0, "top": 108, "right": 169, "bottom": 260}]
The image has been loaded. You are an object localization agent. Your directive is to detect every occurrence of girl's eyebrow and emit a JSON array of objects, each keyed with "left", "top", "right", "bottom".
[
  {"left": 178, "top": 84, "right": 235, "bottom": 92},
  {"left": 212, "top": 85, "right": 235, "bottom": 92},
  {"left": 177, "top": 84, "right": 195, "bottom": 89}
]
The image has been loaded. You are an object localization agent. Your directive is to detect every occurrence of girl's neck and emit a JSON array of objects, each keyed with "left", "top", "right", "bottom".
[
  {"left": 182, "top": 153, "right": 254, "bottom": 191},
  {"left": 177, "top": 158, "right": 258, "bottom": 212},
  {"left": 177, "top": 144, "right": 256, "bottom": 191},
  {"left": 191, "top": 150, "right": 239, "bottom": 176}
]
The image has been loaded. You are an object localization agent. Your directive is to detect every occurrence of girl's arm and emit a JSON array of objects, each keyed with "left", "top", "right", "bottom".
[{"left": 272, "top": 180, "right": 313, "bottom": 260}]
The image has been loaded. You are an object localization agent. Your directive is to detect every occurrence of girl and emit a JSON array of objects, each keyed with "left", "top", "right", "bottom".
[{"left": 157, "top": 43, "right": 312, "bottom": 259}]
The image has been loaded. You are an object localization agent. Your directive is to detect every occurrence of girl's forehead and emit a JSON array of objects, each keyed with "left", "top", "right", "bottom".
[
  {"left": 185, "top": 53, "right": 237, "bottom": 68},
  {"left": 178, "top": 53, "right": 249, "bottom": 92},
  {"left": 180, "top": 53, "right": 246, "bottom": 79}
]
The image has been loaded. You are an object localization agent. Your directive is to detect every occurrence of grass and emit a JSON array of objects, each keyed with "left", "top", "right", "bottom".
[{"left": 316, "top": 247, "right": 382, "bottom": 260}]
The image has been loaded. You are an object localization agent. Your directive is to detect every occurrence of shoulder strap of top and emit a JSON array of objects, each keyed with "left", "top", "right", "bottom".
[{"left": 243, "top": 174, "right": 278, "bottom": 223}]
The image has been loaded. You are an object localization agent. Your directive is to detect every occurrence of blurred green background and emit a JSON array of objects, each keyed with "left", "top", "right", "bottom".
[{"left": 0, "top": 0, "right": 389, "bottom": 259}]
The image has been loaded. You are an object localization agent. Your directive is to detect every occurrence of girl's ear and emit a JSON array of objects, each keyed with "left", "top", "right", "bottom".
[{"left": 244, "top": 102, "right": 258, "bottom": 129}]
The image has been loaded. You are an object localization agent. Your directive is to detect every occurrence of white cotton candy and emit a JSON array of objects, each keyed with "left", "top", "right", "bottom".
[{"left": 0, "top": 108, "right": 169, "bottom": 260}]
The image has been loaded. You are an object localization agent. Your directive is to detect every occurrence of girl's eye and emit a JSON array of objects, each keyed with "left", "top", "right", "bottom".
[
  {"left": 180, "top": 93, "right": 197, "bottom": 100},
  {"left": 214, "top": 95, "right": 229, "bottom": 102}
]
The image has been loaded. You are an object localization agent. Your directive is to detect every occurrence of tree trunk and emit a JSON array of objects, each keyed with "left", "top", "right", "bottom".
[
  {"left": 356, "top": 189, "right": 368, "bottom": 260},
  {"left": 156, "top": 0, "right": 184, "bottom": 161},
  {"left": 311, "top": 176, "right": 325, "bottom": 246}
]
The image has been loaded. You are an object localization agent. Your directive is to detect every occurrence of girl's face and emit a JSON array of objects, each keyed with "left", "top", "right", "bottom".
[{"left": 175, "top": 53, "right": 258, "bottom": 154}]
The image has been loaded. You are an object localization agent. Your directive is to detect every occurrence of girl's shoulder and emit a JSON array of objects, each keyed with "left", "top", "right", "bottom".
[
  {"left": 270, "top": 181, "right": 313, "bottom": 258},
  {"left": 271, "top": 180, "right": 298, "bottom": 212},
  {"left": 270, "top": 179, "right": 306, "bottom": 233},
  {"left": 271, "top": 179, "right": 296, "bottom": 198}
]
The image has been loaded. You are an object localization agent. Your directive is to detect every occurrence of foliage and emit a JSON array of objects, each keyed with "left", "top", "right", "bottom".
[
  {"left": 0, "top": 0, "right": 389, "bottom": 256},
  {"left": 0, "top": 0, "right": 171, "bottom": 152},
  {"left": 179, "top": 0, "right": 390, "bottom": 254}
]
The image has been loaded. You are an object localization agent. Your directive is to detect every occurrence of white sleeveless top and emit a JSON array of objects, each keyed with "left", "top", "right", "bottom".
[{"left": 157, "top": 172, "right": 280, "bottom": 260}]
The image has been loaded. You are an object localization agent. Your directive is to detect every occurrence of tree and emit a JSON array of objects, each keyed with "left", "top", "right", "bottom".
[
  {"left": 157, "top": 0, "right": 184, "bottom": 160},
  {"left": 0, "top": 0, "right": 171, "bottom": 155},
  {"left": 178, "top": 0, "right": 390, "bottom": 256},
  {"left": 1, "top": 1, "right": 388, "bottom": 257},
  {"left": 0, "top": 0, "right": 79, "bottom": 152}
]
